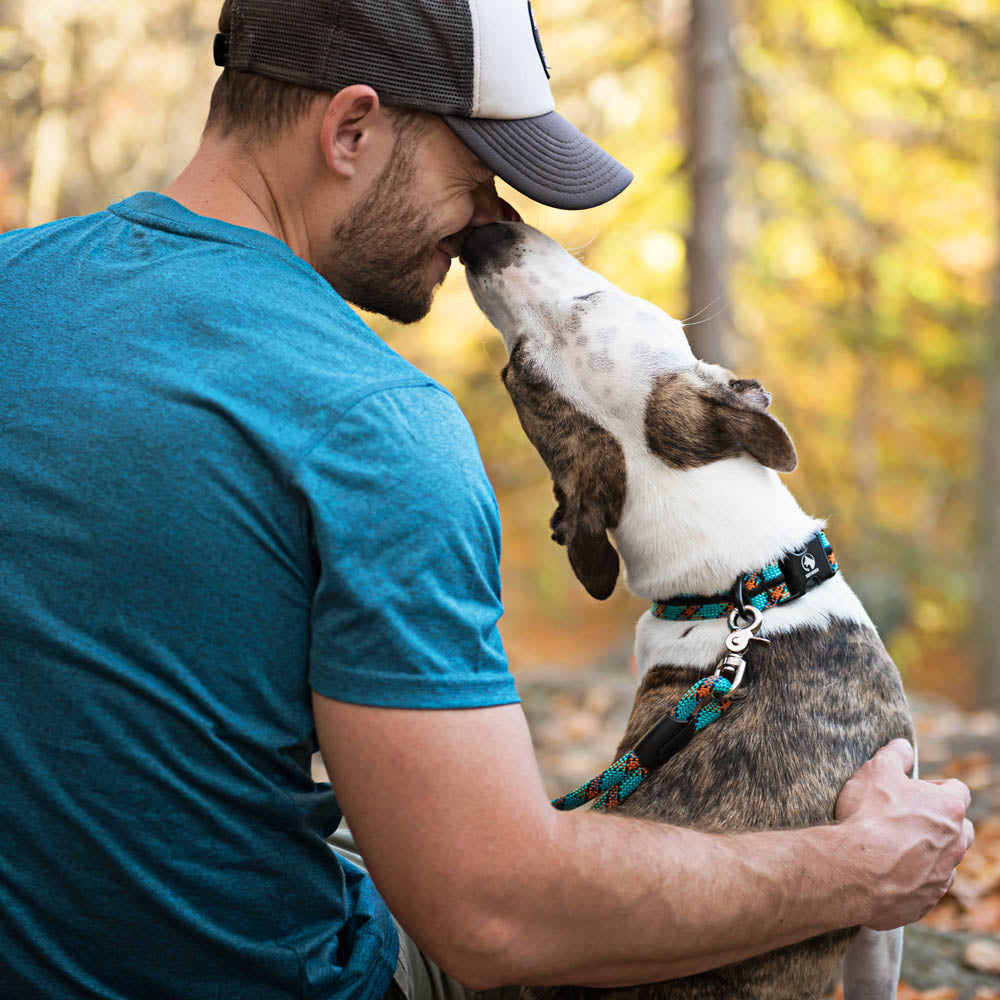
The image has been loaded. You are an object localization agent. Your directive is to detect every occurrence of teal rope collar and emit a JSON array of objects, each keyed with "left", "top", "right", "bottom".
[{"left": 651, "top": 530, "right": 838, "bottom": 622}]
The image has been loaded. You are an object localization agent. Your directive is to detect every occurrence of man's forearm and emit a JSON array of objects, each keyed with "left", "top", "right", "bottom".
[
  {"left": 463, "top": 809, "right": 862, "bottom": 989},
  {"left": 317, "top": 700, "right": 969, "bottom": 993}
]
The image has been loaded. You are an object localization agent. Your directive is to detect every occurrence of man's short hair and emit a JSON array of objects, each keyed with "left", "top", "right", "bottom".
[{"left": 205, "top": 0, "right": 430, "bottom": 144}]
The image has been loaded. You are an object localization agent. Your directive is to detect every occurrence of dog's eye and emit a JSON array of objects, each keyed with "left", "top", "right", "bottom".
[{"left": 573, "top": 291, "right": 602, "bottom": 303}]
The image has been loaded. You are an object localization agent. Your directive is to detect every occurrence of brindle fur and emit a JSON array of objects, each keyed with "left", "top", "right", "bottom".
[
  {"left": 502, "top": 339, "right": 627, "bottom": 600},
  {"left": 644, "top": 374, "right": 797, "bottom": 473},
  {"left": 524, "top": 621, "right": 914, "bottom": 1000}
]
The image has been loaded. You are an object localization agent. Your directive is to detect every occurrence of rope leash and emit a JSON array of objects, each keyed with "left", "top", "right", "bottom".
[{"left": 551, "top": 675, "right": 734, "bottom": 812}]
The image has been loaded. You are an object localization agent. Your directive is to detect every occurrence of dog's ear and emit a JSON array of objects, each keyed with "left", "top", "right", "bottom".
[
  {"left": 645, "top": 372, "right": 796, "bottom": 473},
  {"left": 501, "top": 342, "right": 624, "bottom": 600},
  {"left": 712, "top": 379, "right": 797, "bottom": 472},
  {"left": 561, "top": 487, "right": 620, "bottom": 600},
  {"left": 550, "top": 483, "right": 568, "bottom": 545},
  {"left": 548, "top": 481, "right": 620, "bottom": 598}
]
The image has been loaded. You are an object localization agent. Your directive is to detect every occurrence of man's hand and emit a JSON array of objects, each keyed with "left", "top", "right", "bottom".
[{"left": 835, "top": 739, "right": 973, "bottom": 931}]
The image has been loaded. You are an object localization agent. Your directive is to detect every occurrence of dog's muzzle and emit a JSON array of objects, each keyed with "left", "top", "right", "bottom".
[{"left": 460, "top": 222, "right": 519, "bottom": 271}]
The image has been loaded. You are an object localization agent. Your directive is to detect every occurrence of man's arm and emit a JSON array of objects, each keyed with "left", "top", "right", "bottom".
[{"left": 314, "top": 695, "right": 971, "bottom": 991}]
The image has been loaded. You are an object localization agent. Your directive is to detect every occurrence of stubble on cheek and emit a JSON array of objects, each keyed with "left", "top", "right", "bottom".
[{"left": 318, "top": 138, "right": 446, "bottom": 324}]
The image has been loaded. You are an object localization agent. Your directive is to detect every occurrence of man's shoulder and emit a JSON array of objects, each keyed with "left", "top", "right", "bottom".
[{"left": 1, "top": 192, "right": 445, "bottom": 470}]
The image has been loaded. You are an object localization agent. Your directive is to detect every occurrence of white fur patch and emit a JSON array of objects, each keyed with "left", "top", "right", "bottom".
[
  {"left": 841, "top": 927, "right": 904, "bottom": 1000},
  {"left": 612, "top": 450, "right": 821, "bottom": 601},
  {"left": 634, "top": 574, "right": 877, "bottom": 677}
]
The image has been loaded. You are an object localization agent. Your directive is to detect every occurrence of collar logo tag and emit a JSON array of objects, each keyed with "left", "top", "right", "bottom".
[
  {"left": 800, "top": 552, "right": 818, "bottom": 577},
  {"left": 527, "top": 1, "right": 551, "bottom": 79}
]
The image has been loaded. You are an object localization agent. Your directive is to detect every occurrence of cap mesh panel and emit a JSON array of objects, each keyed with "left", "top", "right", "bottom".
[{"left": 229, "top": 0, "right": 474, "bottom": 115}]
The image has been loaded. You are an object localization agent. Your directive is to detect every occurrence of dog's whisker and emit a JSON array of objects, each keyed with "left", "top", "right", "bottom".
[
  {"left": 680, "top": 294, "right": 726, "bottom": 325},
  {"left": 479, "top": 336, "right": 506, "bottom": 368},
  {"left": 564, "top": 229, "right": 600, "bottom": 254},
  {"left": 682, "top": 302, "right": 730, "bottom": 328}
]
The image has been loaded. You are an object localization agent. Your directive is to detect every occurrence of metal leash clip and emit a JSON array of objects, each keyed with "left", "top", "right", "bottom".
[{"left": 711, "top": 601, "right": 770, "bottom": 696}]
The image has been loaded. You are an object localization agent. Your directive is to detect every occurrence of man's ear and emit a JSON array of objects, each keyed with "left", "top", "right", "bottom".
[
  {"left": 712, "top": 379, "right": 797, "bottom": 473},
  {"left": 319, "top": 85, "right": 384, "bottom": 180}
]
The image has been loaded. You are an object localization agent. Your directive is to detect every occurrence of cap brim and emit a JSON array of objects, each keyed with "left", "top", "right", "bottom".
[{"left": 443, "top": 111, "right": 632, "bottom": 210}]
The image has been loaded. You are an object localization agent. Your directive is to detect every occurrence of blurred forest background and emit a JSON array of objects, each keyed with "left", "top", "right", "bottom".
[
  {"left": 2, "top": 0, "right": 999, "bottom": 706},
  {"left": 5, "top": 3, "right": 1000, "bottom": 991}
]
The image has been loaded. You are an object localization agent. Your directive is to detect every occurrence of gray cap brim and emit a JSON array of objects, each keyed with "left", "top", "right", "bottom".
[{"left": 443, "top": 111, "right": 632, "bottom": 210}]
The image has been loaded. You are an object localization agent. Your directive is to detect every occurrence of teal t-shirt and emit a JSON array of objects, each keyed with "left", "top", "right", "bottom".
[{"left": 0, "top": 193, "right": 519, "bottom": 999}]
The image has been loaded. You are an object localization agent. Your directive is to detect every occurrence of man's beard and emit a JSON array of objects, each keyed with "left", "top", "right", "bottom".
[{"left": 320, "top": 139, "right": 444, "bottom": 324}]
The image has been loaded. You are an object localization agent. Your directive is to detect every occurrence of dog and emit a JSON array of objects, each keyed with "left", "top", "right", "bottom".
[{"left": 462, "top": 221, "right": 914, "bottom": 1000}]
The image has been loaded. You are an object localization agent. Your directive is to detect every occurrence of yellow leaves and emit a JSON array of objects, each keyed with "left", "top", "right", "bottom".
[
  {"left": 638, "top": 230, "right": 685, "bottom": 275},
  {"left": 878, "top": 45, "right": 919, "bottom": 88},
  {"left": 914, "top": 599, "right": 950, "bottom": 634},
  {"left": 906, "top": 261, "right": 951, "bottom": 305},
  {"left": 762, "top": 218, "right": 822, "bottom": 280},
  {"left": 953, "top": 0, "right": 995, "bottom": 19},
  {"left": 915, "top": 54, "right": 950, "bottom": 90},
  {"left": 935, "top": 233, "right": 996, "bottom": 279},
  {"left": 803, "top": 0, "right": 866, "bottom": 49},
  {"left": 586, "top": 73, "right": 642, "bottom": 130}
]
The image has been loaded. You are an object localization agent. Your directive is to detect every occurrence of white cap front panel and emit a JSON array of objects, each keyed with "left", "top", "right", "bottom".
[{"left": 470, "top": 0, "right": 556, "bottom": 119}]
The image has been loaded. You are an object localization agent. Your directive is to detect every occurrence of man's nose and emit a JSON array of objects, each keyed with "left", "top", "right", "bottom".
[{"left": 470, "top": 180, "right": 522, "bottom": 227}]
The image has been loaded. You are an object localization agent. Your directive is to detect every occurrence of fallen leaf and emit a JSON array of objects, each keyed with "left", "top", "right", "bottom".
[
  {"left": 964, "top": 938, "right": 1000, "bottom": 975},
  {"left": 965, "top": 895, "right": 1000, "bottom": 933},
  {"left": 922, "top": 897, "right": 963, "bottom": 931},
  {"left": 897, "top": 986, "right": 959, "bottom": 1000},
  {"left": 944, "top": 752, "right": 991, "bottom": 777}
]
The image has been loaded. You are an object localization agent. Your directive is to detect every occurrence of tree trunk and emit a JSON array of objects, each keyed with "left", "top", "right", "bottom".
[
  {"left": 685, "top": 0, "right": 736, "bottom": 366},
  {"left": 25, "top": 5, "right": 73, "bottom": 226},
  {"left": 977, "top": 132, "right": 1000, "bottom": 708}
]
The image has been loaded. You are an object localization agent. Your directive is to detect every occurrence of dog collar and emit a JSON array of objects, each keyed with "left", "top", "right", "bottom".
[{"left": 651, "top": 531, "right": 839, "bottom": 622}]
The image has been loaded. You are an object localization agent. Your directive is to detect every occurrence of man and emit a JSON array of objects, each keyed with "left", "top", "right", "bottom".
[{"left": 0, "top": 2, "right": 972, "bottom": 998}]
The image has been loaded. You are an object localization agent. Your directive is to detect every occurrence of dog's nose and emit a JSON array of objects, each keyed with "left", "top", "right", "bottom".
[{"left": 461, "top": 223, "right": 516, "bottom": 271}]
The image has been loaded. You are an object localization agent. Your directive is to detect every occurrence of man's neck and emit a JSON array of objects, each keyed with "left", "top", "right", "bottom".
[{"left": 163, "top": 136, "right": 316, "bottom": 266}]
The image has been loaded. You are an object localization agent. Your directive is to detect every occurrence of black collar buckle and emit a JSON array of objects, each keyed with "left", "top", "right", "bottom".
[{"left": 779, "top": 533, "right": 836, "bottom": 600}]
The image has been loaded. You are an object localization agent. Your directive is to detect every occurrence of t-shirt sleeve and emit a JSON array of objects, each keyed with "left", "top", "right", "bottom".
[{"left": 297, "top": 383, "right": 519, "bottom": 709}]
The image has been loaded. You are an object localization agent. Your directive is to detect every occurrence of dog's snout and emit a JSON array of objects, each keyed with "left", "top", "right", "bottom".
[{"left": 461, "top": 223, "right": 517, "bottom": 271}]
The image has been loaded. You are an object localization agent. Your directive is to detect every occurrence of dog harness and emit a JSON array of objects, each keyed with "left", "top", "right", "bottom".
[{"left": 550, "top": 531, "right": 839, "bottom": 814}]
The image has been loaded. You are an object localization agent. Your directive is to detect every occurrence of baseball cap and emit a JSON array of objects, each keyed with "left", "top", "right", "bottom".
[{"left": 213, "top": 0, "right": 633, "bottom": 209}]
